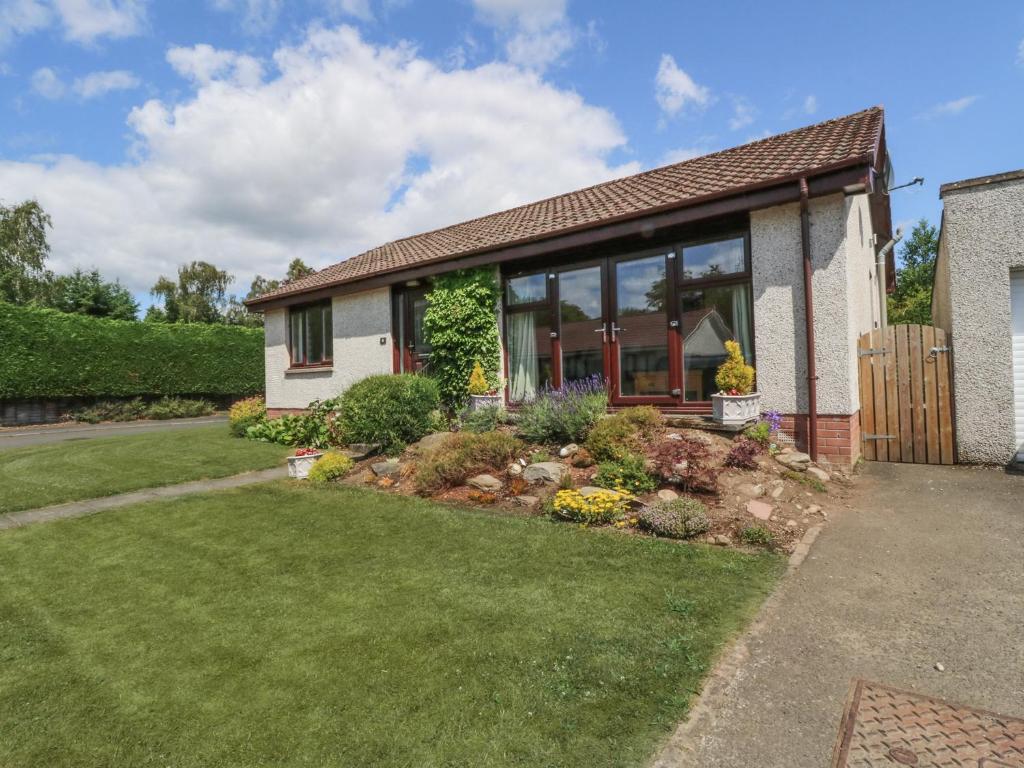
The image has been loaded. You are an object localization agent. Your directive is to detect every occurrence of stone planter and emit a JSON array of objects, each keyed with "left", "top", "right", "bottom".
[
  {"left": 711, "top": 392, "right": 761, "bottom": 426},
  {"left": 469, "top": 393, "right": 502, "bottom": 411},
  {"left": 287, "top": 452, "right": 322, "bottom": 479}
]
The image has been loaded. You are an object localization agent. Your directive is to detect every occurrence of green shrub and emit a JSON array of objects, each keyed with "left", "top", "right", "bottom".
[
  {"left": 594, "top": 453, "right": 656, "bottom": 495},
  {"left": 336, "top": 374, "right": 440, "bottom": 454},
  {"left": 422, "top": 269, "right": 502, "bottom": 411},
  {"left": 0, "top": 301, "right": 263, "bottom": 399},
  {"left": 743, "top": 421, "right": 772, "bottom": 446},
  {"left": 459, "top": 405, "right": 501, "bottom": 434},
  {"left": 307, "top": 452, "right": 355, "bottom": 485},
  {"left": 71, "top": 396, "right": 214, "bottom": 424},
  {"left": 740, "top": 525, "right": 775, "bottom": 547},
  {"left": 414, "top": 431, "right": 522, "bottom": 493},
  {"left": 516, "top": 375, "right": 607, "bottom": 444},
  {"left": 229, "top": 396, "right": 266, "bottom": 437},
  {"left": 245, "top": 399, "right": 338, "bottom": 449},
  {"left": 585, "top": 416, "right": 639, "bottom": 462},
  {"left": 637, "top": 498, "right": 710, "bottom": 539}
]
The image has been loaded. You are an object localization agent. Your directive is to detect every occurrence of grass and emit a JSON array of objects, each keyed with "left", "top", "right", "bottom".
[
  {"left": 0, "top": 483, "right": 784, "bottom": 767},
  {"left": 781, "top": 468, "right": 828, "bottom": 493},
  {"left": 0, "top": 426, "right": 291, "bottom": 513}
]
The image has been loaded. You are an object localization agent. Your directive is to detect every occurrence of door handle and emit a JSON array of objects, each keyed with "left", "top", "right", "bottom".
[
  {"left": 610, "top": 323, "right": 625, "bottom": 342},
  {"left": 594, "top": 323, "right": 608, "bottom": 343}
]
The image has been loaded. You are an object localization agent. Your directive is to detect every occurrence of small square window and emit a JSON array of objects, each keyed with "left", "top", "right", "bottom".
[
  {"left": 682, "top": 237, "right": 746, "bottom": 280},
  {"left": 506, "top": 273, "right": 547, "bottom": 305}
]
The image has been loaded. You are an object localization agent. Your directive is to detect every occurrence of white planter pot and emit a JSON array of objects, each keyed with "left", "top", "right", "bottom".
[
  {"left": 711, "top": 392, "right": 761, "bottom": 426},
  {"left": 287, "top": 452, "right": 322, "bottom": 479},
  {"left": 469, "top": 394, "right": 502, "bottom": 411}
]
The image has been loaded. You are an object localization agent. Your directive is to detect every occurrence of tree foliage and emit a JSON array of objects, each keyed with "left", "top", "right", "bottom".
[
  {"left": 887, "top": 219, "right": 938, "bottom": 326},
  {"left": 422, "top": 268, "right": 501, "bottom": 411},
  {"left": 0, "top": 200, "right": 52, "bottom": 304},
  {"left": 42, "top": 268, "right": 139, "bottom": 320},
  {"left": 148, "top": 261, "right": 231, "bottom": 323}
]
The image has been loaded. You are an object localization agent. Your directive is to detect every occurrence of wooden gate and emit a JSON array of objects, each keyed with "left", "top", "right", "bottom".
[{"left": 857, "top": 324, "right": 955, "bottom": 464}]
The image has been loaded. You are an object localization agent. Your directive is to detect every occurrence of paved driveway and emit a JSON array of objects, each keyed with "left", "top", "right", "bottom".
[
  {"left": 659, "top": 462, "right": 1024, "bottom": 767},
  {"left": 0, "top": 415, "right": 228, "bottom": 450}
]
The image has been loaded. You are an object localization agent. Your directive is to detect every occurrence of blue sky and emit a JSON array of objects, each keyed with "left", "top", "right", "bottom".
[{"left": 1, "top": 0, "right": 1022, "bottom": 312}]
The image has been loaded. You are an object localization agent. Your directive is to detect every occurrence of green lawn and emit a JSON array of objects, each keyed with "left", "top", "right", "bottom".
[
  {"left": 0, "top": 482, "right": 783, "bottom": 767},
  {"left": 0, "top": 426, "right": 290, "bottom": 513}
]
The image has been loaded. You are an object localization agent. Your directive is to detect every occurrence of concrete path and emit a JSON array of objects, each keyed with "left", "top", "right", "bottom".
[
  {"left": 656, "top": 462, "right": 1024, "bottom": 767},
  {"left": 0, "top": 415, "right": 228, "bottom": 451},
  {"left": 0, "top": 466, "right": 286, "bottom": 531}
]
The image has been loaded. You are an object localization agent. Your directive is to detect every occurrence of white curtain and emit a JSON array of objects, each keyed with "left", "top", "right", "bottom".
[
  {"left": 508, "top": 312, "right": 538, "bottom": 401},
  {"left": 731, "top": 283, "right": 753, "bottom": 361}
]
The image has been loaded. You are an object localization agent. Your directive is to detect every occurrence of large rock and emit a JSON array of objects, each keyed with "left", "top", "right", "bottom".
[
  {"left": 523, "top": 461, "right": 568, "bottom": 484},
  {"left": 513, "top": 495, "right": 539, "bottom": 507},
  {"left": 775, "top": 452, "right": 812, "bottom": 471},
  {"left": 416, "top": 432, "right": 454, "bottom": 453},
  {"left": 746, "top": 499, "right": 773, "bottom": 520},
  {"left": 371, "top": 459, "right": 401, "bottom": 478},
  {"left": 656, "top": 489, "right": 679, "bottom": 502},
  {"left": 507, "top": 462, "right": 523, "bottom": 477},
  {"left": 806, "top": 466, "right": 831, "bottom": 483},
  {"left": 467, "top": 474, "right": 502, "bottom": 492},
  {"left": 558, "top": 443, "right": 579, "bottom": 458}
]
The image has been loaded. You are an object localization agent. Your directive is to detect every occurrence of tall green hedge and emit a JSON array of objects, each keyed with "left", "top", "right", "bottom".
[{"left": 0, "top": 301, "right": 264, "bottom": 399}]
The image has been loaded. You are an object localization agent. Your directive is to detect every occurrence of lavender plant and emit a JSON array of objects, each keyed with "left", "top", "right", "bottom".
[{"left": 516, "top": 375, "right": 608, "bottom": 444}]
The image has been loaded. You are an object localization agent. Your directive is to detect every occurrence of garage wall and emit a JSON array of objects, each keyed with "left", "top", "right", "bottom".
[
  {"left": 939, "top": 172, "right": 1024, "bottom": 464},
  {"left": 265, "top": 287, "right": 393, "bottom": 410}
]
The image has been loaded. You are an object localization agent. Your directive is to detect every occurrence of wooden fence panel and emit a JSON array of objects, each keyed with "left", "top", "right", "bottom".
[{"left": 858, "top": 324, "right": 955, "bottom": 465}]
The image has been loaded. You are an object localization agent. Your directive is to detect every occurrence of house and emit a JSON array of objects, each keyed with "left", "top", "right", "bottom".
[
  {"left": 931, "top": 169, "right": 1024, "bottom": 466},
  {"left": 245, "top": 107, "right": 895, "bottom": 467}
]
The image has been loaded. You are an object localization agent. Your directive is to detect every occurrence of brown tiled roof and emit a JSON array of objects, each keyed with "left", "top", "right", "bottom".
[{"left": 249, "top": 106, "right": 883, "bottom": 305}]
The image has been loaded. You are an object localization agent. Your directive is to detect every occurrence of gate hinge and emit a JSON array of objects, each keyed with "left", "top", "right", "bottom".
[
  {"left": 858, "top": 347, "right": 887, "bottom": 357},
  {"left": 929, "top": 346, "right": 950, "bottom": 354},
  {"left": 863, "top": 433, "right": 896, "bottom": 441}
]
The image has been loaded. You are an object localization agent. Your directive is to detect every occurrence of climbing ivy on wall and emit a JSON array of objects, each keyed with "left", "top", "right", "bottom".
[{"left": 423, "top": 268, "right": 501, "bottom": 411}]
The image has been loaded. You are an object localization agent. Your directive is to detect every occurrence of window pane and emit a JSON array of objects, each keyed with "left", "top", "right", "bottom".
[
  {"left": 680, "top": 282, "right": 752, "bottom": 401},
  {"left": 323, "top": 303, "right": 333, "bottom": 360},
  {"left": 412, "top": 295, "right": 431, "bottom": 353},
  {"left": 290, "top": 310, "right": 304, "bottom": 365},
  {"left": 616, "top": 254, "right": 670, "bottom": 396},
  {"left": 506, "top": 273, "right": 547, "bottom": 305},
  {"left": 307, "top": 303, "right": 324, "bottom": 364},
  {"left": 559, "top": 266, "right": 604, "bottom": 383},
  {"left": 681, "top": 237, "right": 745, "bottom": 280},
  {"left": 507, "top": 309, "right": 553, "bottom": 401}
]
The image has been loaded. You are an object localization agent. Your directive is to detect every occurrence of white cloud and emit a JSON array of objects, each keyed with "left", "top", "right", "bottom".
[
  {"left": 919, "top": 95, "right": 978, "bottom": 119},
  {"left": 30, "top": 65, "right": 65, "bottom": 98},
  {"left": 72, "top": 68, "right": 139, "bottom": 98},
  {"left": 1, "top": 0, "right": 145, "bottom": 46},
  {"left": 654, "top": 54, "right": 709, "bottom": 117},
  {"left": 471, "top": 0, "right": 577, "bottom": 71},
  {"left": 0, "top": 0, "right": 52, "bottom": 47},
  {"left": 803, "top": 94, "right": 817, "bottom": 114},
  {"left": 51, "top": 0, "right": 146, "bottom": 43},
  {"left": 661, "top": 146, "right": 703, "bottom": 165},
  {"left": 0, "top": 26, "right": 637, "bottom": 296},
  {"left": 210, "top": 0, "right": 280, "bottom": 35},
  {"left": 167, "top": 44, "right": 263, "bottom": 87},
  {"left": 1017, "top": 38, "right": 1024, "bottom": 66},
  {"left": 728, "top": 97, "right": 755, "bottom": 130}
]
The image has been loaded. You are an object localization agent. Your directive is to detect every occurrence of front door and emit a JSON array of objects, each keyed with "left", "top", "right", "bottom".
[
  {"left": 609, "top": 251, "right": 678, "bottom": 405},
  {"left": 396, "top": 286, "right": 432, "bottom": 373}
]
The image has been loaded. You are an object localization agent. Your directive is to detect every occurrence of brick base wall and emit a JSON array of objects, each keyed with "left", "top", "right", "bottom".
[{"left": 779, "top": 412, "right": 861, "bottom": 467}]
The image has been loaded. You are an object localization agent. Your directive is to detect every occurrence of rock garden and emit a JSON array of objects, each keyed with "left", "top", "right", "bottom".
[{"left": 231, "top": 371, "right": 853, "bottom": 554}]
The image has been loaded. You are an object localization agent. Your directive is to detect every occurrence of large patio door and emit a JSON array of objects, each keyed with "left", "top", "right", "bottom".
[{"left": 609, "top": 251, "right": 678, "bottom": 405}]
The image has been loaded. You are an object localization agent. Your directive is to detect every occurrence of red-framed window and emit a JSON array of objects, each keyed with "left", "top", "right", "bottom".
[{"left": 288, "top": 299, "right": 333, "bottom": 367}]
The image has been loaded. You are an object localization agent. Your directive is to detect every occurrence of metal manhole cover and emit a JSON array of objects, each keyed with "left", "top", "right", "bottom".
[{"left": 831, "top": 679, "right": 1024, "bottom": 767}]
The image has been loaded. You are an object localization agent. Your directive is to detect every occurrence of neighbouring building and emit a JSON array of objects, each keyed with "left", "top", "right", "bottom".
[
  {"left": 246, "top": 107, "right": 896, "bottom": 467},
  {"left": 932, "top": 169, "right": 1024, "bottom": 465}
]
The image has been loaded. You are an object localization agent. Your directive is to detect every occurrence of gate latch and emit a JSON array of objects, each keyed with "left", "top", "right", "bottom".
[
  {"left": 858, "top": 347, "right": 886, "bottom": 357},
  {"left": 929, "top": 346, "right": 950, "bottom": 354}
]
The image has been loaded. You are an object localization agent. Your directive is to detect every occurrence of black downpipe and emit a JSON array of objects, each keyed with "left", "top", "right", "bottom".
[{"left": 799, "top": 178, "right": 819, "bottom": 461}]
